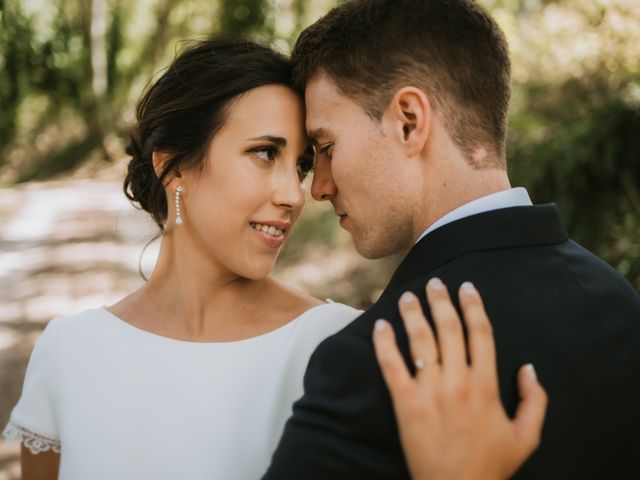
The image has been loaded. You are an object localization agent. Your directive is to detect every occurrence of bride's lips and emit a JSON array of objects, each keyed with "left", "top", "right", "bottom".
[{"left": 249, "top": 219, "right": 290, "bottom": 249}]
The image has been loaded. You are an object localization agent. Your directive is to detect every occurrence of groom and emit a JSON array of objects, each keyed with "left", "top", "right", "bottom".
[{"left": 264, "top": 0, "right": 640, "bottom": 478}]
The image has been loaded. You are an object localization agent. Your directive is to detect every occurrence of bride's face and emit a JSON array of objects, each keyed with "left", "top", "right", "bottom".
[{"left": 175, "top": 84, "right": 313, "bottom": 279}]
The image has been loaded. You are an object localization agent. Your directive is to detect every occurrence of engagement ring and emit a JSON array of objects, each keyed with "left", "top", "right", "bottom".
[{"left": 415, "top": 357, "right": 439, "bottom": 370}]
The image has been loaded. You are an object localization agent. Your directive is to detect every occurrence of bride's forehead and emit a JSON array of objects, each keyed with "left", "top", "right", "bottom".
[
  {"left": 212, "top": 96, "right": 305, "bottom": 144},
  {"left": 225, "top": 91, "right": 301, "bottom": 124},
  {"left": 232, "top": 85, "right": 302, "bottom": 111}
]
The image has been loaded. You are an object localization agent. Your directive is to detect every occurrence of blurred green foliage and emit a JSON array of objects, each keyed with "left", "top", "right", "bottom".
[
  {"left": 0, "top": 0, "right": 638, "bottom": 290},
  {"left": 502, "top": 0, "right": 640, "bottom": 290},
  {"left": 219, "top": 0, "right": 270, "bottom": 37},
  {"left": 0, "top": 0, "right": 339, "bottom": 180}
]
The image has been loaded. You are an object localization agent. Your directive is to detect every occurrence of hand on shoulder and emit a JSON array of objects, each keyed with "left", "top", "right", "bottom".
[{"left": 373, "top": 279, "right": 548, "bottom": 480}]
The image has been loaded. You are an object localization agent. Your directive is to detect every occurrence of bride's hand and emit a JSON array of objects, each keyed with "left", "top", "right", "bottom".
[{"left": 372, "top": 278, "right": 548, "bottom": 480}]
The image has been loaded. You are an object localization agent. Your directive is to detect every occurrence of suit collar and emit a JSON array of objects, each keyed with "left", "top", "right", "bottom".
[
  {"left": 415, "top": 187, "right": 533, "bottom": 243},
  {"left": 382, "top": 204, "right": 569, "bottom": 297}
]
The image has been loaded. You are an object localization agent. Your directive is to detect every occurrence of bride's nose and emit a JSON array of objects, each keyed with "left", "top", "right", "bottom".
[{"left": 272, "top": 166, "right": 305, "bottom": 210}]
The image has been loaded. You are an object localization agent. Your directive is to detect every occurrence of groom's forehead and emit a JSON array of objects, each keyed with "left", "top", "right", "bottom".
[
  {"left": 304, "top": 73, "right": 363, "bottom": 136},
  {"left": 304, "top": 71, "right": 351, "bottom": 110}
]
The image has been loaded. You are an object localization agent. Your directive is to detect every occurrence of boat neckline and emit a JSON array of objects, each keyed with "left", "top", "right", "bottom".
[{"left": 97, "top": 302, "right": 337, "bottom": 347}]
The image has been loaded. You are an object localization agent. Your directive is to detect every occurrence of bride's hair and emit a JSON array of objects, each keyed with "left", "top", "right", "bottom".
[{"left": 124, "top": 38, "right": 294, "bottom": 230}]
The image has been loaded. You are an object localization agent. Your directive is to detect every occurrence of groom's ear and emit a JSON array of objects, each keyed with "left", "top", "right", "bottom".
[{"left": 387, "top": 87, "right": 431, "bottom": 157}]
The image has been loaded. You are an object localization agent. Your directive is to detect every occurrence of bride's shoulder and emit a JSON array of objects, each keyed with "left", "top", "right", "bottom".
[
  {"left": 40, "top": 307, "right": 116, "bottom": 339},
  {"left": 269, "top": 279, "right": 357, "bottom": 311},
  {"left": 267, "top": 278, "right": 362, "bottom": 327},
  {"left": 307, "top": 301, "right": 363, "bottom": 319},
  {"left": 287, "top": 302, "right": 362, "bottom": 349}
]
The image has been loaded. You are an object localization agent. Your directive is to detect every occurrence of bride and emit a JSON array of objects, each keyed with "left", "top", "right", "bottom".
[{"left": 3, "top": 39, "right": 546, "bottom": 480}]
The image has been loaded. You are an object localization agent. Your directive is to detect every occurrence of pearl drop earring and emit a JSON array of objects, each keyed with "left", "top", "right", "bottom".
[{"left": 175, "top": 185, "right": 184, "bottom": 225}]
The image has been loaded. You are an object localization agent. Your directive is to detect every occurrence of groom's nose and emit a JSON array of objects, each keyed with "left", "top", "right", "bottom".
[{"left": 311, "top": 155, "right": 338, "bottom": 201}]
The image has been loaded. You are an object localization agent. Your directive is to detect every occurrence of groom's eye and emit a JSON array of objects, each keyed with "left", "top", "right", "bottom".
[{"left": 316, "top": 143, "right": 333, "bottom": 159}]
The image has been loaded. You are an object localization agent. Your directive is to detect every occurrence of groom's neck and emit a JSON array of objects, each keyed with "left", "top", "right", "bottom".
[{"left": 412, "top": 168, "right": 512, "bottom": 241}]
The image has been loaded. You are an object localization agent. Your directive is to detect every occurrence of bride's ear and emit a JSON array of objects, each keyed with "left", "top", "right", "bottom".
[
  {"left": 386, "top": 87, "right": 431, "bottom": 157},
  {"left": 152, "top": 151, "right": 182, "bottom": 186}
]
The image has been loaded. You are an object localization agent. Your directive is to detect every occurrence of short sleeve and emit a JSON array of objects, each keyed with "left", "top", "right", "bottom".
[{"left": 2, "top": 318, "right": 61, "bottom": 454}]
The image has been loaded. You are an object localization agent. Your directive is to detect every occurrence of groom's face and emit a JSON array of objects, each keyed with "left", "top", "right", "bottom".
[{"left": 305, "top": 72, "right": 416, "bottom": 259}]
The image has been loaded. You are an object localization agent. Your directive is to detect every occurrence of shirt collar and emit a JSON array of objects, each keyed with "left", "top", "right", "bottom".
[{"left": 416, "top": 187, "right": 533, "bottom": 244}]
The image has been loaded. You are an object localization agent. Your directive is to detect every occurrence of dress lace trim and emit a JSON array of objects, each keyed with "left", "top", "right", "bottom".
[{"left": 2, "top": 421, "right": 61, "bottom": 454}]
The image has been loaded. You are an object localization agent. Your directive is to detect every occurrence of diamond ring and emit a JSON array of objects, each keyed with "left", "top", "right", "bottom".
[{"left": 415, "top": 357, "right": 439, "bottom": 370}]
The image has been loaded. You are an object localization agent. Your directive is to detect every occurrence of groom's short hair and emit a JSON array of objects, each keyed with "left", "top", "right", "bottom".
[{"left": 292, "top": 0, "right": 511, "bottom": 166}]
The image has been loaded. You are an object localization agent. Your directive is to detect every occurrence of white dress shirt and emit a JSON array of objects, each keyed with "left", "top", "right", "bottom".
[{"left": 416, "top": 187, "right": 533, "bottom": 243}]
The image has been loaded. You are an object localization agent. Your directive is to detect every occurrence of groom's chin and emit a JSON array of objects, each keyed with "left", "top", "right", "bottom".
[{"left": 352, "top": 233, "right": 406, "bottom": 260}]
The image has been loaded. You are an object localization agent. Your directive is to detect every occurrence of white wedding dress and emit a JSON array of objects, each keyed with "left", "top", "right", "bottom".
[{"left": 3, "top": 303, "right": 361, "bottom": 479}]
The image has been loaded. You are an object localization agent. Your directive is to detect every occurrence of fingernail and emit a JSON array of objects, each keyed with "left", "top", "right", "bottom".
[
  {"left": 400, "top": 291, "right": 416, "bottom": 303},
  {"left": 525, "top": 364, "right": 537, "bottom": 381},
  {"left": 460, "top": 281, "right": 477, "bottom": 295},
  {"left": 428, "top": 277, "right": 444, "bottom": 290},
  {"left": 374, "top": 319, "right": 388, "bottom": 332}
]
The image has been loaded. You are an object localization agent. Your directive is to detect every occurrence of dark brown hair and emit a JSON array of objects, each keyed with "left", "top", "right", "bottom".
[
  {"left": 124, "top": 38, "right": 295, "bottom": 230},
  {"left": 291, "top": 0, "right": 511, "bottom": 165}
]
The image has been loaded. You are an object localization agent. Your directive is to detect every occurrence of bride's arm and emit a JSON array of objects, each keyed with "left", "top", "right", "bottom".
[
  {"left": 373, "top": 279, "right": 548, "bottom": 480},
  {"left": 21, "top": 446, "right": 60, "bottom": 480}
]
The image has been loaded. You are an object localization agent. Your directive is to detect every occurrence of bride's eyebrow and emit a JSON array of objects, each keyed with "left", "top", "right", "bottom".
[{"left": 246, "top": 135, "right": 287, "bottom": 146}]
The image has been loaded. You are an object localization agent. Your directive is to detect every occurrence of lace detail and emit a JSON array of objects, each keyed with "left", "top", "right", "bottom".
[{"left": 2, "top": 421, "right": 61, "bottom": 454}]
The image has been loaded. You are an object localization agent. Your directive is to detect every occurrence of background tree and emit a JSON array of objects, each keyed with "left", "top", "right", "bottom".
[
  {"left": 0, "top": 0, "right": 637, "bottom": 291},
  {"left": 504, "top": 0, "right": 640, "bottom": 289}
]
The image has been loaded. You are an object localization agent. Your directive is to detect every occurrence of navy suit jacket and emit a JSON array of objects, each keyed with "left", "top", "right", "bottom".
[{"left": 264, "top": 204, "right": 640, "bottom": 479}]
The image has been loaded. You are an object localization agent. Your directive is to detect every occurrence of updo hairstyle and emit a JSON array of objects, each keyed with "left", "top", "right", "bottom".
[{"left": 123, "top": 39, "right": 295, "bottom": 230}]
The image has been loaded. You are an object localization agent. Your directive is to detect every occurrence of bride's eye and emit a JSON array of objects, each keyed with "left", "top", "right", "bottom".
[
  {"left": 297, "top": 155, "right": 316, "bottom": 181},
  {"left": 251, "top": 146, "right": 277, "bottom": 163}
]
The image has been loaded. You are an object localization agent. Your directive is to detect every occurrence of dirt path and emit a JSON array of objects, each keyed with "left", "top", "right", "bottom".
[
  {"left": 0, "top": 178, "right": 156, "bottom": 478},
  {"left": 0, "top": 175, "right": 392, "bottom": 478}
]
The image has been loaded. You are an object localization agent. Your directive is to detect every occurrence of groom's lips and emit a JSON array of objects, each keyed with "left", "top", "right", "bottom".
[{"left": 334, "top": 204, "right": 348, "bottom": 227}]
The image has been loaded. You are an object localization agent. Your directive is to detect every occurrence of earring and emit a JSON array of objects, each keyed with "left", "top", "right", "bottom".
[{"left": 175, "top": 185, "right": 184, "bottom": 225}]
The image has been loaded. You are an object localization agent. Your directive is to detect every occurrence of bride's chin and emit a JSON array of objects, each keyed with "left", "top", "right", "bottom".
[{"left": 236, "top": 257, "right": 279, "bottom": 281}]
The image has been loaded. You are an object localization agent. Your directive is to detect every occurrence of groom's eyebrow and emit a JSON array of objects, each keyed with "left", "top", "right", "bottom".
[{"left": 308, "top": 127, "right": 331, "bottom": 145}]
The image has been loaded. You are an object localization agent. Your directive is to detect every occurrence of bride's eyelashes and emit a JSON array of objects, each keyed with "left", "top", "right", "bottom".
[
  {"left": 297, "top": 154, "right": 315, "bottom": 181},
  {"left": 248, "top": 144, "right": 315, "bottom": 182}
]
